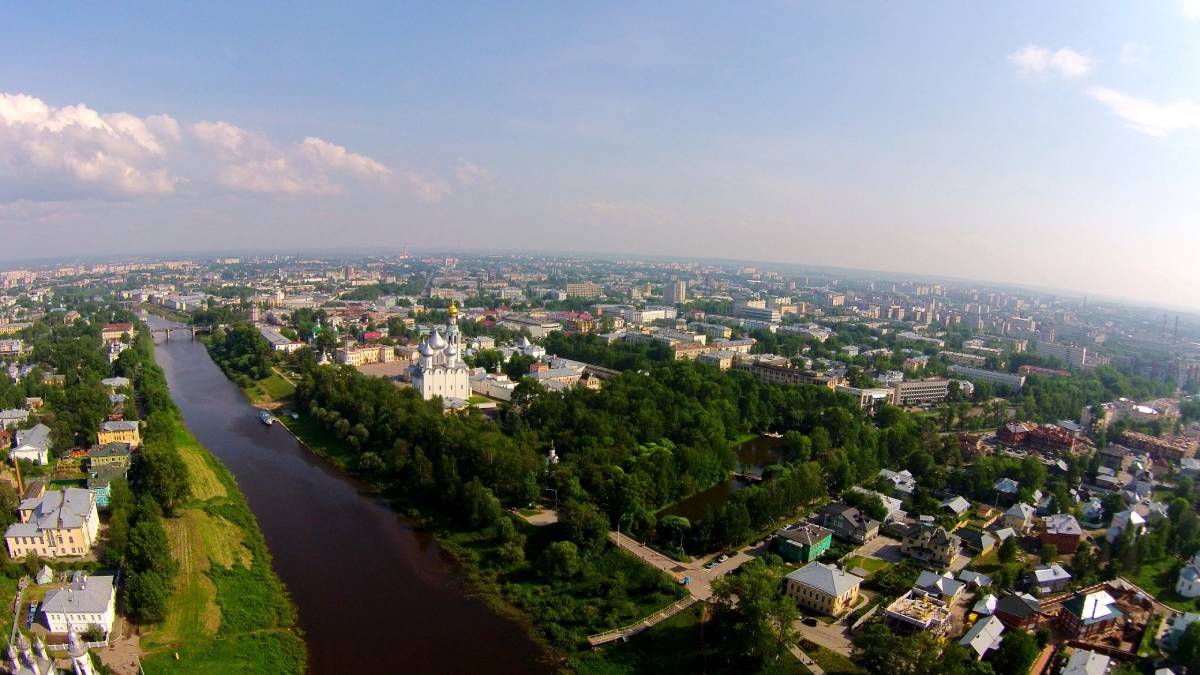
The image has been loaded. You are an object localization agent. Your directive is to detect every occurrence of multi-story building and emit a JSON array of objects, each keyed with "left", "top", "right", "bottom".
[
  {"left": 773, "top": 523, "right": 833, "bottom": 563},
  {"left": 565, "top": 282, "right": 603, "bottom": 299},
  {"left": 947, "top": 365, "right": 1026, "bottom": 390},
  {"left": 939, "top": 350, "right": 987, "bottom": 367},
  {"left": 87, "top": 442, "right": 132, "bottom": 471},
  {"left": 97, "top": 420, "right": 141, "bottom": 448},
  {"left": 1032, "top": 341, "right": 1087, "bottom": 368},
  {"left": 5, "top": 488, "right": 100, "bottom": 559},
  {"left": 336, "top": 343, "right": 395, "bottom": 366},
  {"left": 783, "top": 562, "right": 864, "bottom": 616},
  {"left": 42, "top": 572, "right": 117, "bottom": 634},
  {"left": 891, "top": 378, "right": 950, "bottom": 406},
  {"left": 663, "top": 280, "right": 687, "bottom": 305},
  {"left": 900, "top": 522, "right": 961, "bottom": 567}
]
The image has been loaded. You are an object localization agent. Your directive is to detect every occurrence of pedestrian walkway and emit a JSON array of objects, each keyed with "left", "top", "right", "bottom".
[
  {"left": 586, "top": 596, "right": 698, "bottom": 647},
  {"left": 788, "top": 645, "right": 825, "bottom": 675}
]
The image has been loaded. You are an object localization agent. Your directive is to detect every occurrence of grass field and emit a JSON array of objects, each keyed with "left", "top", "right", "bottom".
[
  {"left": 242, "top": 372, "right": 296, "bottom": 404},
  {"left": 174, "top": 424, "right": 227, "bottom": 502},
  {"left": 139, "top": 411, "right": 305, "bottom": 673},
  {"left": 1128, "top": 558, "right": 1196, "bottom": 612},
  {"left": 842, "top": 555, "right": 889, "bottom": 576}
]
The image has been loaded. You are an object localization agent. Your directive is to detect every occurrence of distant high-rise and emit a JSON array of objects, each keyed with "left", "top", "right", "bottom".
[{"left": 664, "top": 280, "right": 687, "bottom": 305}]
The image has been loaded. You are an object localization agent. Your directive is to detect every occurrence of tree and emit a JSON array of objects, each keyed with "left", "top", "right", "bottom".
[
  {"left": 541, "top": 541, "right": 580, "bottom": 578},
  {"left": 1176, "top": 622, "right": 1200, "bottom": 673},
  {"left": 659, "top": 515, "right": 690, "bottom": 551},
  {"left": 998, "top": 535, "right": 1018, "bottom": 564},
  {"left": 991, "top": 629, "right": 1039, "bottom": 675},
  {"left": 711, "top": 559, "right": 798, "bottom": 665},
  {"left": 1040, "top": 543, "right": 1058, "bottom": 563},
  {"left": 123, "top": 570, "right": 172, "bottom": 623}
]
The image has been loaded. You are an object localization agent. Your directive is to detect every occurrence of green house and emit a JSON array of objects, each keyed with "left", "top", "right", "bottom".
[{"left": 774, "top": 523, "right": 834, "bottom": 563}]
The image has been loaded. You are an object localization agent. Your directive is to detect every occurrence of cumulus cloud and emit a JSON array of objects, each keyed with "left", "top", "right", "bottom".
[
  {"left": 0, "top": 92, "right": 179, "bottom": 197},
  {"left": 1085, "top": 86, "right": 1200, "bottom": 137},
  {"left": 1008, "top": 45, "right": 1092, "bottom": 78},
  {"left": 1183, "top": 0, "right": 1200, "bottom": 19},
  {"left": 0, "top": 91, "right": 451, "bottom": 203}
]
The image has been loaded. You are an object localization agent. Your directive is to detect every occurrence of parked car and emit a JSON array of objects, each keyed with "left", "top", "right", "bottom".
[{"left": 718, "top": 554, "right": 729, "bottom": 563}]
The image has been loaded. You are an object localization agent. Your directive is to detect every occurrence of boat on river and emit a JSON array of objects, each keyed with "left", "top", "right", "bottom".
[{"left": 258, "top": 410, "right": 275, "bottom": 426}]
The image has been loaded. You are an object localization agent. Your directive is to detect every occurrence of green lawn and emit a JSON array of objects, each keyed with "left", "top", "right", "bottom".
[
  {"left": 277, "top": 411, "right": 356, "bottom": 470},
  {"left": 1128, "top": 557, "right": 1196, "bottom": 612},
  {"left": 842, "top": 555, "right": 889, "bottom": 576},
  {"left": 242, "top": 372, "right": 296, "bottom": 404}
]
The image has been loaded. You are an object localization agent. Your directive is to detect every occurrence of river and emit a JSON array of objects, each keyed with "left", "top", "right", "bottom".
[{"left": 145, "top": 315, "right": 554, "bottom": 674}]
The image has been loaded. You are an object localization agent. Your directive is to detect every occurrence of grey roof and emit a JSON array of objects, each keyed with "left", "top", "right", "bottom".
[
  {"left": 942, "top": 495, "right": 971, "bottom": 514},
  {"left": 15, "top": 424, "right": 50, "bottom": 450},
  {"left": 0, "top": 408, "right": 30, "bottom": 424},
  {"left": 972, "top": 593, "right": 998, "bottom": 615},
  {"left": 958, "top": 615, "right": 1005, "bottom": 659},
  {"left": 1043, "top": 513, "right": 1082, "bottom": 537},
  {"left": 88, "top": 442, "right": 131, "bottom": 459},
  {"left": 915, "top": 570, "right": 965, "bottom": 598},
  {"left": 100, "top": 376, "right": 130, "bottom": 388},
  {"left": 777, "top": 523, "right": 833, "bottom": 547},
  {"left": 1005, "top": 502, "right": 1035, "bottom": 520},
  {"left": 40, "top": 573, "right": 115, "bottom": 615},
  {"left": 10, "top": 488, "right": 95, "bottom": 534},
  {"left": 994, "top": 477, "right": 1020, "bottom": 494},
  {"left": 100, "top": 420, "right": 138, "bottom": 432},
  {"left": 1033, "top": 563, "right": 1071, "bottom": 584},
  {"left": 785, "top": 562, "right": 864, "bottom": 597},
  {"left": 959, "top": 570, "right": 993, "bottom": 588},
  {"left": 1061, "top": 649, "right": 1110, "bottom": 675}
]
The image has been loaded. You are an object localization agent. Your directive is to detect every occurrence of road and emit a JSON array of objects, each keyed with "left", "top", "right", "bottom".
[{"left": 608, "top": 531, "right": 765, "bottom": 601}]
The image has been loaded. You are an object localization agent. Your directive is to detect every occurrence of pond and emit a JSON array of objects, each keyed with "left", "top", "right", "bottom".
[{"left": 658, "top": 436, "right": 786, "bottom": 522}]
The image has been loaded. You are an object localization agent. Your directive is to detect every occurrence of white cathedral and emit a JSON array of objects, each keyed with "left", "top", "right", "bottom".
[{"left": 410, "top": 302, "right": 471, "bottom": 403}]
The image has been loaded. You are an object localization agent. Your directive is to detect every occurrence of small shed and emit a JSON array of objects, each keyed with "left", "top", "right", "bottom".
[{"left": 35, "top": 565, "right": 53, "bottom": 585}]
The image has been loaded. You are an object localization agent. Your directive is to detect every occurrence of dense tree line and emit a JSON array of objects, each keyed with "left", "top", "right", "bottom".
[
  {"left": 205, "top": 322, "right": 274, "bottom": 385},
  {"left": 542, "top": 332, "right": 672, "bottom": 372}
]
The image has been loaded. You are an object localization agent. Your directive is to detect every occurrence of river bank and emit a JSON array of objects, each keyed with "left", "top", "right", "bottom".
[
  {"left": 147, "top": 314, "right": 554, "bottom": 674},
  {"left": 137, "top": 336, "right": 305, "bottom": 673},
  {"left": 206, "top": 352, "right": 685, "bottom": 672}
]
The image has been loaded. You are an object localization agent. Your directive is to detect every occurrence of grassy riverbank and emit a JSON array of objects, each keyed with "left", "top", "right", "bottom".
[{"left": 139, "top": 364, "right": 305, "bottom": 672}]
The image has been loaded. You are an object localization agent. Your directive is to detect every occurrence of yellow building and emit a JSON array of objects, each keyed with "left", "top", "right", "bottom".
[
  {"left": 784, "top": 562, "right": 864, "bottom": 616},
  {"left": 97, "top": 420, "right": 141, "bottom": 448}
]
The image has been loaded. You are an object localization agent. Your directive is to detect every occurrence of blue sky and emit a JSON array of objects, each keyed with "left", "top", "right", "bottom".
[{"left": 1, "top": 2, "right": 1198, "bottom": 308}]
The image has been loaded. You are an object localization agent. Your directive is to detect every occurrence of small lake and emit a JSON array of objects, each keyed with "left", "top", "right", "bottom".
[{"left": 658, "top": 436, "right": 785, "bottom": 522}]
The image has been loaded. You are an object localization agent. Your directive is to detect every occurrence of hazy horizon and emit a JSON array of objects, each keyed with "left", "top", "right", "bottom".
[{"left": 2, "top": 3, "right": 1199, "bottom": 310}]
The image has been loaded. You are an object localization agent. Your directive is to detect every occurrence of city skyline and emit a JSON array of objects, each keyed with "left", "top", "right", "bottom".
[{"left": 2, "top": 2, "right": 1199, "bottom": 309}]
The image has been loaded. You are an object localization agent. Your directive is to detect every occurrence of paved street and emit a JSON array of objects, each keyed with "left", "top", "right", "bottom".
[
  {"left": 848, "top": 534, "right": 902, "bottom": 563},
  {"left": 794, "top": 616, "right": 854, "bottom": 656},
  {"left": 607, "top": 532, "right": 767, "bottom": 601}
]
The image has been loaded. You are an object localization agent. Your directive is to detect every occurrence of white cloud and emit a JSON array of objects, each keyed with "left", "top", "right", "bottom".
[
  {"left": 1008, "top": 45, "right": 1092, "bottom": 78},
  {"left": 454, "top": 159, "right": 492, "bottom": 185},
  {"left": 0, "top": 90, "right": 450, "bottom": 203},
  {"left": 0, "top": 92, "right": 179, "bottom": 196},
  {"left": 1183, "top": 0, "right": 1200, "bottom": 19},
  {"left": 1085, "top": 86, "right": 1200, "bottom": 137},
  {"left": 298, "top": 137, "right": 390, "bottom": 177}
]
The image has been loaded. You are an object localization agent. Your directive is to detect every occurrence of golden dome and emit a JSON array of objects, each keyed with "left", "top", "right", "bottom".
[{"left": 448, "top": 301, "right": 458, "bottom": 317}]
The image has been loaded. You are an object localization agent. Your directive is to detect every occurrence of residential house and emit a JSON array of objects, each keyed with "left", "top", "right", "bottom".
[
  {"left": 4, "top": 488, "right": 100, "bottom": 558},
  {"left": 941, "top": 495, "right": 971, "bottom": 518},
  {"left": 87, "top": 466, "right": 126, "bottom": 509},
  {"left": 1002, "top": 502, "right": 1036, "bottom": 534},
  {"left": 1041, "top": 513, "right": 1084, "bottom": 554},
  {"left": 958, "top": 615, "right": 1005, "bottom": 660},
  {"left": 1176, "top": 552, "right": 1200, "bottom": 599},
  {"left": 12, "top": 423, "right": 51, "bottom": 465},
  {"left": 1106, "top": 509, "right": 1147, "bottom": 544},
  {"left": 1058, "top": 590, "right": 1123, "bottom": 639},
  {"left": 41, "top": 572, "right": 116, "bottom": 635},
  {"left": 960, "top": 570, "right": 993, "bottom": 590},
  {"left": 1082, "top": 498, "right": 1105, "bottom": 527},
  {"left": 87, "top": 442, "right": 131, "bottom": 470},
  {"left": 1030, "top": 563, "right": 1072, "bottom": 595},
  {"left": 957, "top": 528, "right": 997, "bottom": 556},
  {"left": 994, "top": 592, "right": 1042, "bottom": 630},
  {"left": 914, "top": 570, "right": 965, "bottom": 601},
  {"left": 1061, "top": 649, "right": 1111, "bottom": 675},
  {"left": 96, "top": 420, "right": 140, "bottom": 448},
  {"left": 774, "top": 523, "right": 833, "bottom": 564},
  {"left": 994, "top": 477, "right": 1020, "bottom": 504},
  {"left": 783, "top": 562, "right": 864, "bottom": 616},
  {"left": 1097, "top": 444, "right": 1133, "bottom": 472},
  {"left": 900, "top": 522, "right": 961, "bottom": 567},
  {"left": 849, "top": 487, "right": 905, "bottom": 523},
  {"left": 817, "top": 504, "right": 880, "bottom": 544},
  {"left": 972, "top": 593, "right": 998, "bottom": 616},
  {"left": 0, "top": 408, "right": 29, "bottom": 428},
  {"left": 878, "top": 468, "right": 917, "bottom": 497}
]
